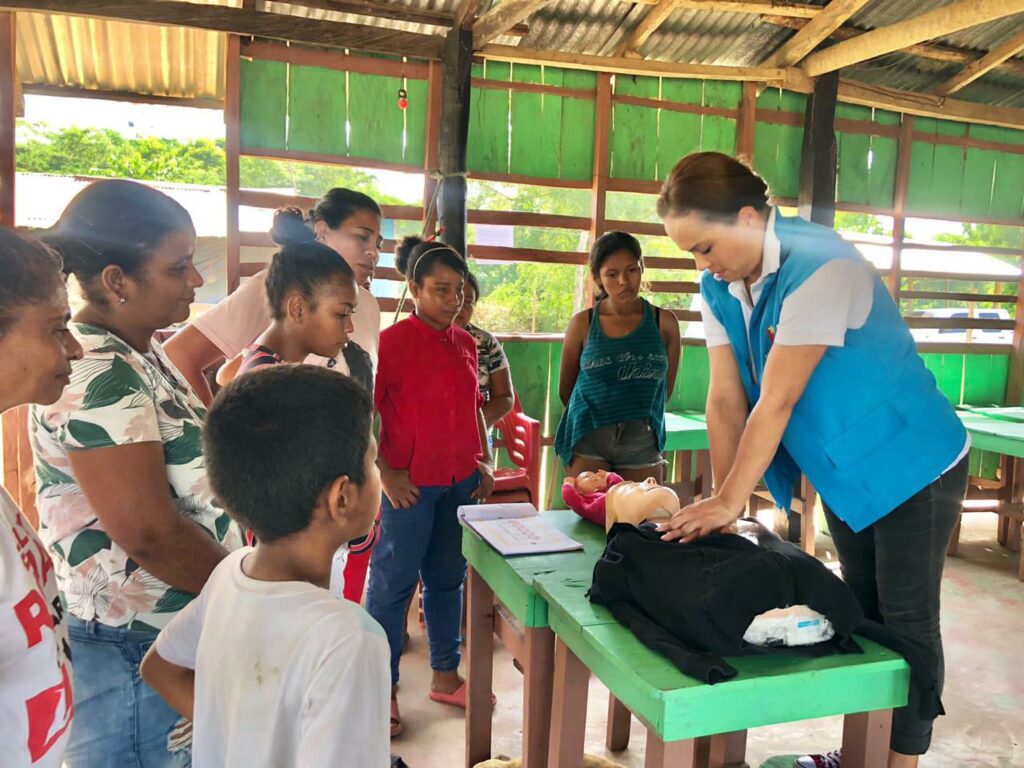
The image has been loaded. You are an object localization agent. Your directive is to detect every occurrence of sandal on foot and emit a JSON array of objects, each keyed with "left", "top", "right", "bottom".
[
  {"left": 428, "top": 682, "right": 496, "bottom": 709},
  {"left": 390, "top": 696, "right": 403, "bottom": 738}
]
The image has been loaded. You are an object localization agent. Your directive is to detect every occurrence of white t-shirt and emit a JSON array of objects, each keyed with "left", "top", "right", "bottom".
[
  {"left": 153, "top": 548, "right": 390, "bottom": 768},
  {"left": 192, "top": 270, "right": 380, "bottom": 374},
  {"left": 0, "top": 488, "right": 73, "bottom": 768}
]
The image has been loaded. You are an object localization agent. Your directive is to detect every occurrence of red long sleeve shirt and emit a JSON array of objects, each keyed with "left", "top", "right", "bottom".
[{"left": 375, "top": 313, "right": 483, "bottom": 487}]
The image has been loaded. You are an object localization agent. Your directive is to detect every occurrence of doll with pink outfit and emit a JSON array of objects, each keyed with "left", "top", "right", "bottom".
[{"left": 561, "top": 470, "right": 624, "bottom": 526}]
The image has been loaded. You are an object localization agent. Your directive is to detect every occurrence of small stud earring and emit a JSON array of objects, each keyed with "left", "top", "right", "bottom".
[{"left": 118, "top": 297, "right": 127, "bottom": 305}]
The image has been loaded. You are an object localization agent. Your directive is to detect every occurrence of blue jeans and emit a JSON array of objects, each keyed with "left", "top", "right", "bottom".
[
  {"left": 366, "top": 472, "right": 479, "bottom": 686},
  {"left": 65, "top": 617, "right": 191, "bottom": 768}
]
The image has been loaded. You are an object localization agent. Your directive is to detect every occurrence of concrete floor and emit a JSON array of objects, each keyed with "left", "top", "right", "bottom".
[{"left": 388, "top": 514, "right": 1024, "bottom": 768}]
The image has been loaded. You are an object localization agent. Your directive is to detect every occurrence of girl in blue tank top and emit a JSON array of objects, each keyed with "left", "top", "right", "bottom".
[{"left": 555, "top": 231, "right": 681, "bottom": 482}]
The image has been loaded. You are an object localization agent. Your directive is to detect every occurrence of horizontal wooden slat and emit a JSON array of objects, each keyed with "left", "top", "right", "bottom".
[
  {"left": 899, "top": 290, "right": 1018, "bottom": 304},
  {"left": 240, "top": 146, "right": 421, "bottom": 174},
  {"left": 376, "top": 267, "right": 404, "bottom": 282},
  {"left": 606, "top": 178, "right": 662, "bottom": 195},
  {"left": 605, "top": 219, "right": 666, "bottom": 237},
  {"left": 241, "top": 40, "right": 430, "bottom": 78},
  {"left": 472, "top": 77, "right": 594, "bottom": 100},
  {"left": 239, "top": 262, "right": 265, "bottom": 277},
  {"left": 377, "top": 296, "right": 415, "bottom": 313},
  {"left": 645, "top": 256, "right": 697, "bottom": 270},
  {"left": 240, "top": 232, "right": 397, "bottom": 251},
  {"left": 899, "top": 242, "right": 1024, "bottom": 258},
  {"left": 612, "top": 93, "right": 737, "bottom": 119},
  {"left": 469, "top": 171, "right": 593, "bottom": 190},
  {"left": 238, "top": 189, "right": 425, "bottom": 222},
  {"left": 900, "top": 270, "right": 1021, "bottom": 283},
  {"left": 468, "top": 244, "right": 587, "bottom": 265},
  {"left": 911, "top": 129, "right": 1024, "bottom": 157},
  {"left": 468, "top": 209, "right": 590, "bottom": 230},
  {"left": 646, "top": 280, "right": 700, "bottom": 293},
  {"left": 904, "top": 317, "right": 1016, "bottom": 330}
]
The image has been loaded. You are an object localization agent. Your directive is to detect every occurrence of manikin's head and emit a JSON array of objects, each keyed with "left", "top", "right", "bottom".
[
  {"left": 573, "top": 470, "right": 612, "bottom": 495},
  {"left": 605, "top": 477, "right": 680, "bottom": 532}
]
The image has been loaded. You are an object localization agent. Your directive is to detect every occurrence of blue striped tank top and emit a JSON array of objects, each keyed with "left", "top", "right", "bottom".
[{"left": 554, "top": 299, "right": 669, "bottom": 465}]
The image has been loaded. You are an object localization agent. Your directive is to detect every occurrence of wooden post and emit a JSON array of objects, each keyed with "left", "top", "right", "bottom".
[
  {"left": 797, "top": 70, "right": 838, "bottom": 228},
  {"left": 587, "top": 72, "right": 612, "bottom": 306},
  {"left": 438, "top": 25, "right": 473, "bottom": 257},
  {"left": 0, "top": 11, "right": 15, "bottom": 226},
  {"left": 225, "top": 34, "right": 241, "bottom": 294},
  {"left": 841, "top": 709, "right": 893, "bottom": 768},
  {"left": 465, "top": 567, "right": 495, "bottom": 768},
  {"left": 736, "top": 81, "right": 758, "bottom": 165},
  {"left": 422, "top": 60, "right": 444, "bottom": 237},
  {"left": 889, "top": 114, "right": 914, "bottom": 299},
  {"left": 548, "top": 637, "right": 590, "bottom": 768}
]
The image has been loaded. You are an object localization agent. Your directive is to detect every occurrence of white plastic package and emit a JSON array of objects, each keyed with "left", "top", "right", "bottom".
[{"left": 742, "top": 604, "right": 835, "bottom": 647}]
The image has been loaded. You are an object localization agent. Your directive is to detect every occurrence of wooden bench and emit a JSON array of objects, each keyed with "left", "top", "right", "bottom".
[{"left": 535, "top": 569, "right": 911, "bottom": 768}]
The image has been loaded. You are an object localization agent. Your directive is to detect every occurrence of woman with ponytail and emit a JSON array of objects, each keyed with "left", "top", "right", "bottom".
[
  {"left": 30, "top": 180, "right": 242, "bottom": 767},
  {"left": 366, "top": 236, "right": 494, "bottom": 737},
  {"left": 164, "top": 188, "right": 383, "bottom": 404}
]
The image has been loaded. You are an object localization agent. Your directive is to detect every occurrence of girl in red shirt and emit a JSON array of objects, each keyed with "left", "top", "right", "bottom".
[{"left": 366, "top": 237, "right": 494, "bottom": 737}]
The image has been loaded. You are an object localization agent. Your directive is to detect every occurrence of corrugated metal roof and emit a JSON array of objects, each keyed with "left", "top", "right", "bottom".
[{"left": 9, "top": 0, "right": 1024, "bottom": 110}]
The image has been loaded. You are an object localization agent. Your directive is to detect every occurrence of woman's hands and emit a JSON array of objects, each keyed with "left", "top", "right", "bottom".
[
  {"left": 471, "top": 460, "right": 495, "bottom": 501},
  {"left": 657, "top": 496, "right": 741, "bottom": 544},
  {"left": 380, "top": 464, "right": 420, "bottom": 509}
]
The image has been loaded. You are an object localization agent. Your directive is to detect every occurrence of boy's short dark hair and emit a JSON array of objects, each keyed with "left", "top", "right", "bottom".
[{"left": 203, "top": 365, "right": 373, "bottom": 542}]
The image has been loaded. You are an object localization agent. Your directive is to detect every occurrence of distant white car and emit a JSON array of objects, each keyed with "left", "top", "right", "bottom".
[{"left": 907, "top": 307, "right": 1013, "bottom": 344}]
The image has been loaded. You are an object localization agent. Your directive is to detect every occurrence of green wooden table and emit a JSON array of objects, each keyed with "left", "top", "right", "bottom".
[
  {"left": 534, "top": 570, "right": 911, "bottom": 768},
  {"left": 664, "top": 411, "right": 710, "bottom": 452},
  {"left": 463, "top": 510, "right": 608, "bottom": 768},
  {"left": 957, "top": 405, "right": 1024, "bottom": 424},
  {"left": 956, "top": 411, "right": 1024, "bottom": 579}
]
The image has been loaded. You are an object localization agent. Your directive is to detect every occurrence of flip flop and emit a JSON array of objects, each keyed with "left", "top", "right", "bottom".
[
  {"left": 390, "top": 696, "right": 403, "bottom": 738},
  {"left": 428, "top": 681, "right": 496, "bottom": 709}
]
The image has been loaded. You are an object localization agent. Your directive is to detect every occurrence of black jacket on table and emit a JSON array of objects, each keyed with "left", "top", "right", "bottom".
[{"left": 588, "top": 522, "right": 942, "bottom": 718}]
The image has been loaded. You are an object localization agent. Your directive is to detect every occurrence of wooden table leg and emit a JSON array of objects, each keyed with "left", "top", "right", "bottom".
[
  {"left": 708, "top": 730, "right": 748, "bottom": 768},
  {"left": 841, "top": 709, "right": 892, "bottom": 768},
  {"left": 521, "top": 625, "right": 554, "bottom": 768},
  {"left": 605, "top": 693, "right": 631, "bottom": 751},
  {"left": 695, "top": 450, "right": 712, "bottom": 500},
  {"left": 465, "top": 567, "right": 494, "bottom": 768},
  {"left": 800, "top": 477, "right": 817, "bottom": 556},
  {"left": 644, "top": 731, "right": 697, "bottom": 768},
  {"left": 549, "top": 637, "right": 590, "bottom": 768}
]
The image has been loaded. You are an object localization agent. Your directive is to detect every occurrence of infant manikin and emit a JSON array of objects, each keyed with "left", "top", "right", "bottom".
[
  {"left": 604, "top": 477, "right": 680, "bottom": 532},
  {"left": 562, "top": 470, "right": 624, "bottom": 527}
]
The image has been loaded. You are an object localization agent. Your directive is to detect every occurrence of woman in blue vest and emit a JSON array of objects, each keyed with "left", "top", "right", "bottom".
[
  {"left": 656, "top": 153, "right": 968, "bottom": 768},
  {"left": 555, "top": 231, "right": 681, "bottom": 483}
]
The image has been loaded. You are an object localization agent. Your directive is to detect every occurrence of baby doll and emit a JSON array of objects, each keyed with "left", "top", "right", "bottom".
[
  {"left": 562, "top": 470, "right": 624, "bottom": 526},
  {"left": 604, "top": 477, "right": 680, "bottom": 531}
]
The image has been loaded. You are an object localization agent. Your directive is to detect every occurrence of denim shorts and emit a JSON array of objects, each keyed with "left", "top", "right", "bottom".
[{"left": 572, "top": 419, "right": 664, "bottom": 470}]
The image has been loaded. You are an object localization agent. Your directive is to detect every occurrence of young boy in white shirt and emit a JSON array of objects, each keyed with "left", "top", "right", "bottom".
[{"left": 141, "top": 365, "right": 389, "bottom": 767}]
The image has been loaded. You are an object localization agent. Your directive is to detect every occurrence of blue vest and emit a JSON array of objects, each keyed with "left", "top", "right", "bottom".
[{"left": 702, "top": 213, "right": 966, "bottom": 533}]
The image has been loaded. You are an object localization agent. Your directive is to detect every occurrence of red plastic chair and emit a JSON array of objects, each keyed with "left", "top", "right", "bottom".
[{"left": 488, "top": 395, "right": 542, "bottom": 506}]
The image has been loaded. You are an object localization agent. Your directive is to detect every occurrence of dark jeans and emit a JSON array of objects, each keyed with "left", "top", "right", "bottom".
[{"left": 824, "top": 455, "right": 969, "bottom": 756}]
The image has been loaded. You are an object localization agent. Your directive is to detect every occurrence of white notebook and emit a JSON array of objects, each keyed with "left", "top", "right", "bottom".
[{"left": 458, "top": 503, "right": 584, "bottom": 557}]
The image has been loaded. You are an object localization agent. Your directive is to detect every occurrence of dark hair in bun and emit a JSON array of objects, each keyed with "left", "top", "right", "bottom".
[
  {"left": 657, "top": 151, "right": 770, "bottom": 222},
  {"left": 265, "top": 208, "right": 356, "bottom": 320},
  {"left": 395, "top": 236, "right": 468, "bottom": 286}
]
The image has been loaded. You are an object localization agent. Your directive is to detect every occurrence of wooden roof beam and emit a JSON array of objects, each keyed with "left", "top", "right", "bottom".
[
  {"left": 473, "top": 0, "right": 554, "bottom": 47},
  {"left": 763, "top": 0, "right": 870, "bottom": 67},
  {"left": 280, "top": 0, "right": 456, "bottom": 27},
  {"left": 630, "top": 0, "right": 820, "bottom": 18},
  {"left": 0, "top": 0, "right": 446, "bottom": 57},
  {"left": 934, "top": 28, "right": 1024, "bottom": 96},
  {"left": 801, "top": 0, "right": 1024, "bottom": 77},
  {"left": 614, "top": 0, "right": 678, "bottom": 57},
  {"left": 761, "top": 14, "right": 1024, "bottom": 77}
]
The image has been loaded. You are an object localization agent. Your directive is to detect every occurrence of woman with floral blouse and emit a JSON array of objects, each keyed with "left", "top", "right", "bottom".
[{"left": 31, "top": 180, "right": 242, "bottom": 767}]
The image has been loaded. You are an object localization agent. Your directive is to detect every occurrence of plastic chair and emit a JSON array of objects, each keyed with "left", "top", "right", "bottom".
[{"left": 488, "top": 395, "right": 542, "bottom": 506}]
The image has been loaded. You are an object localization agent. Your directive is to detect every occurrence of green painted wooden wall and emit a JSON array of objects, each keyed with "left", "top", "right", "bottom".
[{"left": 239, "top": 59, "right": 427, "bottom": 165}]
